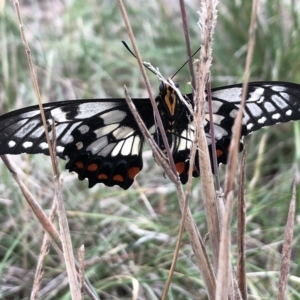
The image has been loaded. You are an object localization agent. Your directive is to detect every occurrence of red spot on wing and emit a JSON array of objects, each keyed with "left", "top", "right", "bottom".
[
  {"left": 127, "top": 167, "right": 140, "bottom": 180},
  {"left": 75, "top": 161, "right": 84, "bottom": 169},
  {"left": 98, "top": 174, "right": 108, "bottom": 180},
  {"left": 216, "top": 149, "right": 223, "bottom": 157},
  {"left": 113, "top": 174, "right": 124, "bottom": 182},
  {"left": 87, "top": 163, "right": 98, "bottom": 172},
  {"left": 175, "top": 162, "right": 185, "bottom": 175}
]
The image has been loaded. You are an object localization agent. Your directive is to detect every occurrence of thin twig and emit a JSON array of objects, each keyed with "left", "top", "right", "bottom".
[
  {"left": 224, "top": 0, "right": 258, "bottom": 198},
  {"left": 123, "top": 88, "right": 177, "bottom": 183},
  {"left": 194, "top": 0, "right": 221, "bottom": 269},
  {"left": 206, "top": 80, "right": 221, "bottom": 190},
  {"left": 277, "top": 181, "right": 296, "bottom": 300},
  {"left": 31, "top": 201, "right": 57, "bottom": 300},
  {"left": 237, "top": 147, "right": 248, "bottom": 300},
  {"left": 118, "top": 0, "right": 177, "bottom": 176},
  {"left": 179, "top": 0, "right": 196, "bottom": 91}
]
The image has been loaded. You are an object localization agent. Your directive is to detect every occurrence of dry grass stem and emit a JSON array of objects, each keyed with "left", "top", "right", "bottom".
[
  {"left": 249, "top": 133, "right": 267, "bottom": 189},
  {"left": 118, "top": 0, "right": 177, "bottom": 175},
  {"left": 123, "top": 88, "right": 177, "bottom": 183},
  {"left": 30, "top": 201, "right": 57, "bottom": 300},
  {"left": 277, "top": 181, "right": 296, "bottom": 300},
  {"left": 206, "top": 81, "right": 221, "bottom": 190},
  {"left": 179, "top": 0, "right": 196, "bottom": 90},
  {"left": 13, "top": 0, "right": 57, "bottom": 175},
  {"left": 78, "top": 245, "right": 85, "bottom": 300},
  {"left": 237, "top": 147, "right": 247, "bottom": 300},
  {"left": 215, "top": 191, "right": 235, "bottom": 300},
  {"left": 13, "top": 2, "right": 84, "bottom": 297},
  {"left": 194, "top": 0, "right": 220, "bottom": 270},
  {"left": 224, "top": 0, "right": 258, "bottom": 198}
]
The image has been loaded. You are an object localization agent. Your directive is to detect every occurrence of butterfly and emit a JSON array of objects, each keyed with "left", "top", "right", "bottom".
[{"left": 0, "top": 81, "right": 300, "bottom": 189}]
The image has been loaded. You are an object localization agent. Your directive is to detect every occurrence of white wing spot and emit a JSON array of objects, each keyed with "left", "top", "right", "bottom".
[
  {"left": 94, "top": 124, "right": 119, "bottom": 138},
  {"left": 67, "top": 135, "right": 74, "bottom": 144},
  {"left": 264, "top": 102, "right": 276, "bottom": 112},
  {"left": 98, "top": 142, "right": 116, "bottom": 156},
  {"left": 229, "top": 109, "right": 238, "bottom": 118},
  {"left": 14, "top": 119, "right": 40, "bottom": 138},
  {"left": 212, "top": 88, "right": 242, "bottom": 103},
  {"left": 286, "top": 110, "right": 292, "bottom": 116},
  {"left": 20, "top": 111, "right": 41, "bottom": 118},
  {"left": 258, "top": 116, "right": 267, "bottom": 124},
  {"left": 121, "top": 136, "right": 134, "bottom": 156},
  {"left": 76, "top": 142, "right": 83, "bottom": 150},
  {"left": 113, "top": 126, "right": 133, "bottom": 139},
  {"left": 271, "top": 94, "right": 288, "bottom": 109},
  {"left": 87, "top": 136, "right": 108, "bottom": 154},
  {"left": 271, "top": 86, "right": 286, "bottom": 92},
  {"left": 257, "top": 96, "right": 265, "bottom": 104},
  {"left": 248, "top": 87, "right": 265, "bottom": 102},
  {"left": 78, "top": 125, "right": 89, "bottom": 134},
  {"left": 56, "top": 146, "right": 64, "bottom": 153},
  {"left": 8, "top": 140, "right": 16, "bottom": 148},
  {"left": 148, "top": 125, "right": 156, "bottom": 134},
  {"left": 246, "top": 103, "right": 263, "bottom": 117},
  {"left": 101, "top": 110, "right": 127, "bottom": 125},
  {"left": 112, "top": 141, "right": 124, "bottom": 157},
  {"left": 39, "top": 142, "right": 48, "bottom": 150},
  {"left": 51, "top": 107, "right": 68, "bottom": 122},
  {"left": 272, "top": 113, "right": 281, "bottom": 120},
  {"left": 280, "top": 93, "right": 290, "bottom": 101},
  {"left": 247, "top": 123, "right": 254, "bottom": 130},
  {"left": 23, "top": 141, "right": 33, "bottom": 148},
  {"left": 75, "top": 102, "right": 116, "bottom": 119},
  {"left": 132, "top": 137, "right": 141, "bottom": 156}
]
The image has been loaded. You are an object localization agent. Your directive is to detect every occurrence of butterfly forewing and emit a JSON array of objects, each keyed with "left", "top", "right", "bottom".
[{"left": 211, "top": 82, "right": 300, "bottom": 133}]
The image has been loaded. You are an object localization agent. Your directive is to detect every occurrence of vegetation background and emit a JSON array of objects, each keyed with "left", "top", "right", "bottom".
[{"left": 0, "top": 0, "right": 299, "bottom": 299}]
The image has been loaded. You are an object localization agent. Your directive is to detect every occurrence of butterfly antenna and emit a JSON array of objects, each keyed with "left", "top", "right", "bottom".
[
  {"left": 122, "top": 41, "right": 157, "bottom": 75},
  {"left": 171, "top": 46, "right": 201, "bottom": 79}
]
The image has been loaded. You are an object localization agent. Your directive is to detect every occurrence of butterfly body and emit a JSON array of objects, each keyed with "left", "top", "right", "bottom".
[{"left": 1, "top": 81, "right": 300, "bottom": 189}]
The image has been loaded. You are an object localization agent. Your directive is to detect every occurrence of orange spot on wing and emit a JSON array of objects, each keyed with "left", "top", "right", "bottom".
[
  {"left": 175, "top": 162, "right": 185, "bottom": 174},
  {"left": 75, "top": 161, "right": 84, "bottom": 169},
  {"left": 98, "top": 174, "right": 108, "bottom": 180},
  {"left": 127, "top": 167, "right": 140, "bottom": 179},
  {"left": 216, "top": 149, "right": 223, "bottom": 157},
  {"left": 113, "top": 174, "right": 124, "bottom": 182},
  {"left": 87, "top": 163, "right": 98, "bottom": 172}
]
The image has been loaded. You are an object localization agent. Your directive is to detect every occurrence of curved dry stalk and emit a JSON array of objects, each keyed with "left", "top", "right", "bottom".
[
  {"left": 224, "top": 0, "right": 258, "bottom": 198},
  {"left": 118, "top": 2, "right": 217, "bottom": 298},
  {"left": 118, "top": 0, "right": 177, "bottom": 177},
  {"left": 277, "top": 181, "right": 296, "bottom": 300},
  {"left": 237, "top": 148, "right": 248, "bottom": 300}
]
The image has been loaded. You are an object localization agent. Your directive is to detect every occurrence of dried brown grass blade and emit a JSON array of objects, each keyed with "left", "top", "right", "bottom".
[
  {"left": 194, "top": 0, "right": 221, "bottom": 270},
  {"left": 12, "top": 1, "right": 95, "bottom": 297},
  {"left": 224, "top": 0, "right": 258, "bottom": 198},
  {"left": 277, "top": 181, "right": 296, "bottom": 300},
  {"left": 237, "top": 147, "right": 248, "bottom": 300},
  {"left": 215, "top": 191, "right": 234, "bottom": 300}
]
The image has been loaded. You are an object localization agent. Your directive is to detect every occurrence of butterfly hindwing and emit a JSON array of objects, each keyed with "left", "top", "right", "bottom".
[{"left": 62, "top": 102, "right": 151, "bottom": 189}]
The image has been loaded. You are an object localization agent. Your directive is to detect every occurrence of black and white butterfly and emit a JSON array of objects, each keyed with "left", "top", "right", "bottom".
[{"left": 0, "top": 81, "right": 300, "bottom": 189}]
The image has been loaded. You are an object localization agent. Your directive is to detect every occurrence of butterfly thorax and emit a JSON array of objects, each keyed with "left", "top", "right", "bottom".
[{"left": 154, "top": 82, "right": 193, "bottom": 155}]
